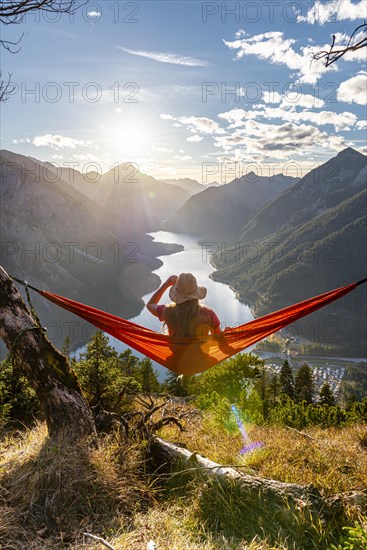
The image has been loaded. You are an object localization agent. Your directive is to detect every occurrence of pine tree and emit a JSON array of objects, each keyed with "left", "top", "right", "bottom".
[
  {"left": 279, "top": 360, "right": 295, "bottom": 399},
  {"left": 137, "top": 358, "right": 160, "bottom": 394},
  {"left": 269, "top": 373, "right": 280, "bottom": 404},
  {"left": 76, "top": 331, "right": 119, "bottom": 407},
  {"left": 62, "top": 335, "right": 72, "bottom": 359},
  {"left": 163, "top": 371, "right": 191, "bottom": 397},
  {"left": 119, "top": 349, "right": 139, "bottom": 378},
  {"left": 295, "top": 364, "right": 314, "bottom": 404},
  {"left": 319, "top": 382, "right": 336, "bottom": 406}
]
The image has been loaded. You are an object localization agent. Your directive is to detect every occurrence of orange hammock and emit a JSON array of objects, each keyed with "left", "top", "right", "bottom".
[{"left": 29, "top": 278, "right": 366, "bottom": 375}]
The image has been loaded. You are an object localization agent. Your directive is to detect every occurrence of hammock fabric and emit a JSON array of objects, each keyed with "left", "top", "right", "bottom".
[{"left": 34, "top": 279, "right": 365, "bottom": 375}]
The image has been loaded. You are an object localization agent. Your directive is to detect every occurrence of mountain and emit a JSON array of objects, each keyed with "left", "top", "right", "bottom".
[
  {"left": 164, "top": 172, "right": 298, "bottom": 240},
  {"left": 238, "top": 148, "right": 367, "bottom": 244},
  {"left": 50, "top": 163, "right": 190, "bottom": 233},
  {"left": 0, "top": 150, "right": 180, "bottom": 350},
  {"left": 159, "top": 178, "right": 219, "bottom": 196},
  {"left": 212, "top": 148, "right": 367, "bottom": 353},
  {"left": 159, "top": 178, "right": 204, "bottom": 195}
]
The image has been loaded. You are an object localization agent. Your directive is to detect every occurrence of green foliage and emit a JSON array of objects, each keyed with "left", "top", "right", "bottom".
[
  {"left": 319, "top": 382, "right": 336, "bottom": 406},
  {"left": 295, "top": 363, "right": 314, "bottom": 404},
  {"left": 329, "top": 520, "right": 367, "bottom": 550},
  {"left": 0, "top": 356, "right": 40, "bottom": 425},
  {"left": 341, "top": 363, "right": 367, "bottom": 406},
  {"left": 163, "top": 371, "right": 192, "bottom": 396},
  {"left": 300, "top": 342, "right": 338, "bottom": 356},
  {"left": 196, "top": 390, "right": 221, "bottom": 410},
  {"left": 279, "top": 360, "right": 295, "bottom": 400},
  {"left": 238, "top": 386, "right": 264, "bottom": 425},
  {"left": 193, "top": 353, "right": 367, "bottom": 430},
  {"left": 195, "top": 353, "right": 261, "bottom": 401},
  {"left": 132, "top": 357, "right": 160, "bottom": 394},
  {"left": 268, "top": 397, "right": 367, "bottom": 429},
  {"left": 74, "top": 331, "right": 160, "bottom": 414},
  {"left": 255, "top": 338, "right": 282, "bottom": 352}
]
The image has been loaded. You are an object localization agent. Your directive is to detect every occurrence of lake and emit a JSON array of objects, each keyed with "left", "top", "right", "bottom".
[{"left": 74, "top": 231, "right": 254, "bottom": 380}]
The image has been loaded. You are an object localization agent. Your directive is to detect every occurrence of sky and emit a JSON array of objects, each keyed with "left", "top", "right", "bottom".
[{"left": 1, "top": 0, "right": 366, "bottom": 182}]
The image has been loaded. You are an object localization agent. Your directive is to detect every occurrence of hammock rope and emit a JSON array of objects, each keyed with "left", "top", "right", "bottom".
[{"left": 10, "top": 275, "right": 367, "bottom": 375}]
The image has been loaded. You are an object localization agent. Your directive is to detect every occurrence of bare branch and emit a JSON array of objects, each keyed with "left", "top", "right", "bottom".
[
  {"left": 0, "top": 72, "right": 16, "bottom": 102},
  {"left": 0, "top": 1, "right": 86, "bottom": 55},
  {"left": 83, "top": 533, "right": 116, "bottom": 550},
  {"left": 312, "top": 22, "right": 367, "bottom": 67},
  {"left": 0, "top": 33, "right": 23, "bottom": 53},
  {"left": 0, "top": 1, "right": 81, "bottom": 23}
]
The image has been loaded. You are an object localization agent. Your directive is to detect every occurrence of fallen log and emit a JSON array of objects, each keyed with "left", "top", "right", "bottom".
[{"left": 152, "top": 437, "right": 334, "bottom": 514}]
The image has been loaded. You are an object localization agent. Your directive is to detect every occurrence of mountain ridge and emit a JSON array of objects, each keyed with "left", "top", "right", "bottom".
[{"left": 211, "top": 148, "right": 367, "bottom": 353}]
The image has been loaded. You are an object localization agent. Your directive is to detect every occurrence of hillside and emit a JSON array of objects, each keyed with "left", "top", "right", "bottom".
[
  {"left": 48, "top": 162, "right": 190, "bottom": 233},
  {"left": 238, "top": 147, "right": 366, "bottom": 243},
  {"left": 1, "top": 414, "right": 366, "bottom": 549},
  {"left": 165, "top": 172, "right": 298, "bottom": 239},
  {"left": 212, "top": 148, "right": 367, "bottom": 353},
  {"left": 159, "top": 177, "right": 205, "bottom": 195},
  {"left": 0, "top": 150, "right": 180, "bottom": 350}
]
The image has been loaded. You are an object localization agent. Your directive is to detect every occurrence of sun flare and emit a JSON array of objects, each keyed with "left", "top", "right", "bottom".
[{"left": 109, "top": 115, "right": 153, "bottom": 160}]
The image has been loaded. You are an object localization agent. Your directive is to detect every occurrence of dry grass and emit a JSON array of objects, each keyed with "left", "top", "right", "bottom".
[
  {"left": 1, "top": 410, "right": 366, "bottom": 549},
  {"left": 0, "top": 422, "right": 153, "bottom": 549},
  {"left": 160, "top": 413, "right": 367, "bottom": 495}
]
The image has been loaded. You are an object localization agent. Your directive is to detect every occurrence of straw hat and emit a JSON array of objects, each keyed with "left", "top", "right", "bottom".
[{"left": 169, "top": 273, "right": 207, "bottom": 304}]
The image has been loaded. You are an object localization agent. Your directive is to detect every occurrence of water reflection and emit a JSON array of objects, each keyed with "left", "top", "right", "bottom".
[{"left": 77, "top": 231, "right": 254, "bottom": 380}]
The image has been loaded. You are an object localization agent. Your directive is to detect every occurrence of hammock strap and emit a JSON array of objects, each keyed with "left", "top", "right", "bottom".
[
  {"left": 8, "top": 275, "right": 47, "bottom": 370},
  {"left": 9, "top": 275, "right": 44, "bottom": 329}
]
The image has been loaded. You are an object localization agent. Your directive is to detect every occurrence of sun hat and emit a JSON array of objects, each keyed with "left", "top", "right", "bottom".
[{"left": 169, "top": 273, "right": 207, "bottom": 304}]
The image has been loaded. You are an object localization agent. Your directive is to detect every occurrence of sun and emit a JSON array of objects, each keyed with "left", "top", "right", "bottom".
[{"left": 109, "top": 114, "right": 153, "bottom": 160}]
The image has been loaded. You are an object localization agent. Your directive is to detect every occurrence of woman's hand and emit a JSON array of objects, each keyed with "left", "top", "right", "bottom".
[
  {"left": 165, "top": 275, "right": 178, "bottom": 286},
  {"left": 147, "top": 275, "right": 178, "bottom": 317}
]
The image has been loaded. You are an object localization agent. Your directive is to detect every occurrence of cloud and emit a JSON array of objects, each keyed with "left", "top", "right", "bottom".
[
  {"left": 337, "top": 72, "right": 367, "bottom": 105},
  {"left": 186, "top": 135, "right": 204, "bottom": 142},
  {"left": 223, "top": 31, "right": 337, "bottom": 84},
  {"left": 12, "top": 138, "right": 31, "bottom": 144},
  {"left": 213, "top": 119, "right": 347, "bottom": 159},
  {"left": 116, "top": 46, "right": 209, "bottom": 66},
  {"left": 87, "top": 10, "right": 101, "bottom": 18},
  {"left": 263, "top": 91, "right": 325, "bottom": 109},
  {"left": 180, "top": 116, "right": 223, "bottom": 134},
  {"left": 32, "top": 134, "right": 95, "bottom": 149},
  {"left": 297, "top": 0, "right": 367, "bottom": 24},
  {"left": 356, "top": 120, "right": 367, "bottom": 129},
  {"left": 218, "top": 105, "right": 357, "bottom": 131},
  {"left": 152, "top": 146, "right": 174, "bottom": 153},
  {"left": 161, "top": 114, "right": 224, "bottom": 135},
  {"left": 174, "top": 155, "right": 192, "bottom": 161}
]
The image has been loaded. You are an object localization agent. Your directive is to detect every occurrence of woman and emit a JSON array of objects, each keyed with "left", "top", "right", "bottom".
[
  {"left": 147, "top": 273, "right": 221, "bottom": 388},
  {"left": 146, "top": 273, "right": 221, "bottom": 338}
]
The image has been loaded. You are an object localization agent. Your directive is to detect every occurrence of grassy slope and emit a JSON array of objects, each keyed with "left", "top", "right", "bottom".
[{"left": 0, "top": 415, "right": 366, "bottom": 549}]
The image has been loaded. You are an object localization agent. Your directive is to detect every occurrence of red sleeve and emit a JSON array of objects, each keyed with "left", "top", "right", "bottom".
[
  {"left": 210, "top": 309, "right": 221, "bottom": 329},
  {"left": 201, "top": 306, "right": 220, "bottom": 329},
  {"left": 156, "top": 305, "right": 166, "bottom": 322}
]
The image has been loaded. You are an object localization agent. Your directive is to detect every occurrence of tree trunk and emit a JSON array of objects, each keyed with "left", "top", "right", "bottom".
[
  {"left": 152, "top": 437, "right": 367, "bottom": 515},
  {"left": 0, "top": 267, "right": 97, "bottom": 443},
  {"left": 153, "top": 437, "right": 331, "bottom": 513}
]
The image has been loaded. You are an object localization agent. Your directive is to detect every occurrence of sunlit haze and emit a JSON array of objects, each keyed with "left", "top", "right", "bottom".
[{"left": 2, "top": 0, "right": 367, "bottom": 182}]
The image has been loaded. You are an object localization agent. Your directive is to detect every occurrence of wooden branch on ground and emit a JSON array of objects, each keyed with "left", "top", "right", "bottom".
[
  {"left": 83, "top": 532, "right": 116, "bottom": 550},
  {"left": 152, "top": 437, "right": 330, "bottom": 513},
  {"left": 286, "top": 426, "right": 318, "bottom": 441}
]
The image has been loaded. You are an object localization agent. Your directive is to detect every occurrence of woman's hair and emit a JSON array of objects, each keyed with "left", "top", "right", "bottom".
[{"left": 163, "top": 299, "right": 200, "bottom": 337}]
